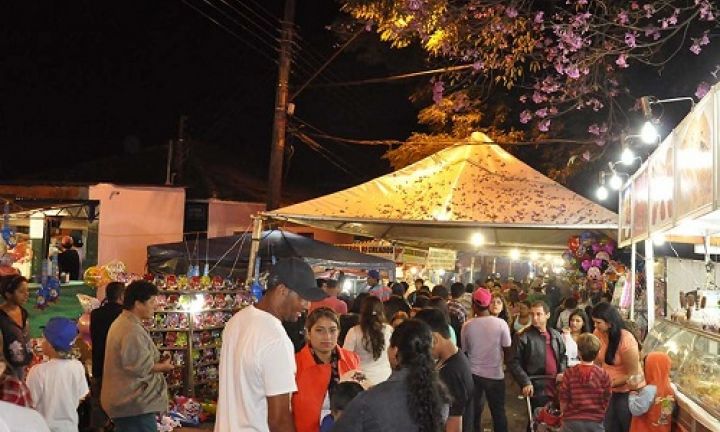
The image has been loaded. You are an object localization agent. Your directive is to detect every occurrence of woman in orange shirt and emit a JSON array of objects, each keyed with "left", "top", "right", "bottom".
[
  {"left": 592, "top": 302, "right": 641, "bottom": 432},
  {"left": 293, "top": 307, "right": 360, "bottom": 432}
]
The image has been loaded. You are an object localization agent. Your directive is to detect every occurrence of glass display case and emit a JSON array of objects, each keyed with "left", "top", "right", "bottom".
[{"left": 642, "top": 319, "right": 720, "bottom": 423}]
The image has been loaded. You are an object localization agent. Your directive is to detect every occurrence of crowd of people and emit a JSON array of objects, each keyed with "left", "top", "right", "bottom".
[{"left": 0, "top": 261, "right": 678, "bottom": 432}]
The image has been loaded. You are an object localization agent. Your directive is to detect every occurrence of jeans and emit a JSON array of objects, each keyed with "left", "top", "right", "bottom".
[
  {"left": 112, "top": 413, "right": 158, "bottom": 432},
  {"left": 604, "top": 392, "right": 631, "bottom": 432},
  {"left": 472, "top": 375, "right": 507, "bottom": 432}
]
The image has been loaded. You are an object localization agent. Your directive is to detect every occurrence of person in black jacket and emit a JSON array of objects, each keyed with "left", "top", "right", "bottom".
[
  {"left": 508, "top": 301, "right": 567, "bottom": 423},
  {"left": 57, "top": 236, "right": 81, "bottom": 280},
  {"left": 89, "top": 281, "right": 125, "bottom": 429}
]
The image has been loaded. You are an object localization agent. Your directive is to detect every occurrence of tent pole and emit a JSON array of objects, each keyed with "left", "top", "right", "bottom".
[
  {"left": 630, "top": 242, "right": 636, "bottom": 320},
  {"left": 246, "top": 216, "right": 264, "bottom": 284}
]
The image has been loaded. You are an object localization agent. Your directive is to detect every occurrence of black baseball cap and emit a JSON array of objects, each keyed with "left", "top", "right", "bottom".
[{"left": 269, "top": 257, "right": 327, "bottom": 301}]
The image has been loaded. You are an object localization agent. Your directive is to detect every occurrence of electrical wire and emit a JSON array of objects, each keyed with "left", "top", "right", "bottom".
[
  {"left": 198, "top": 0, "right": 278, "bottom": 52},
  {"left": 311, "top": 64, "right": 477, "bottom": 87},
  {"left": 302, "top": 131, "right": 595, "bottom": 147},
  {"left": 226, "top": 0, "right": 278, "bottom": 30},
  {"left": 181, "top": 0, "right": 278, "bottom": 65},
  {"left": 216, "top": 0, "right": 280, "bottom": 43}
]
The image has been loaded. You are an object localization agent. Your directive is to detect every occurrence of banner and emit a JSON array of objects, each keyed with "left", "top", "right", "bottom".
[{"left": 426, "top": 247, "right": 457, "bottom": 270}]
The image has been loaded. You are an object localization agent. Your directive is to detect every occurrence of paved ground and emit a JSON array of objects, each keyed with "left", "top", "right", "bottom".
[{"left": 183, "top": 376, "right": 530, "bottom": 432}]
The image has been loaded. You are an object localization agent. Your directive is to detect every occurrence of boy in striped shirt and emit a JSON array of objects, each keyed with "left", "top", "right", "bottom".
[{"left": 558, "top": 333, "right": 612, "bottom": 432}]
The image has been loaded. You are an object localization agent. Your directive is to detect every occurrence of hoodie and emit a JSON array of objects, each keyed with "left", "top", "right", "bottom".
[{"left": 629, "top": 352, "right": 675, "bottom": 432}]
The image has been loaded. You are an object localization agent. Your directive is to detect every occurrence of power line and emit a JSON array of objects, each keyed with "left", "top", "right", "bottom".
[
  {"left": 216, "top": 0, "right": 280, "bottom": 43},
  {"left": 198, "top": 0, "right": 278, "bottom": 52},
  {"left": 226, "top": 0, "right": 278, "bottom": 29},
  {"left": 181, "top": 0, "right": 278, "bottom": 65},
  {"left": 303, "top": 131, "right": 596, "bottom": 147},
  {"left": 244, "top": 0, "right": 278, "bottom": 22},
  {"left": 311, "top": 64, "right": 477, "bottom": 87},
  {"left": 291, "top": 28, "right": 363, "bottom": 100}
]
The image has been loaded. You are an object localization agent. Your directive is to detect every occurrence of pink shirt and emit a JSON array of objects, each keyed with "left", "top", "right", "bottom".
[{"left": 309, "top": 296, "right": 348, "bottom": 315}]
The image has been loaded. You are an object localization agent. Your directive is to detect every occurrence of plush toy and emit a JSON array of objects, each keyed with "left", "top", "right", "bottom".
[
  {"left": 165, "top": 332, "right": 178, "bottom": 347},
  {"left": 157, "top": 414, "right": 181, "bottom": 432},
  {"left": 177, "top": 275, "right": 188, "bottom": 290},
  {"left": 154, "top": 274, "right": 166, "bottom": 290},
  {"left": 189, "top": 276, "right": 201, "bottom": 289},
  {"left": 175, "top": 332, "right": 188, "bottom": 348},
  {"left": 214, "top": 294, "right": 226, "bottom": 309},
  {"left": 200, "top": 275, "right": 211, "bottom": 290},
  {"left": 166, "top": 275, "right": 177, "bottom": 290}
]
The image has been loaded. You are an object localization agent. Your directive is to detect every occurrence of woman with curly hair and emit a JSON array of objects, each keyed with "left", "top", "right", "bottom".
[
  {"left": 343, "top": 296, "right": 392, "bottom": 384},
  {"left": 489, "top": 291, "right": 511, "bottom": 325},
  {"left": 333, "top": 319, "right": 449, "bottom": 432}
]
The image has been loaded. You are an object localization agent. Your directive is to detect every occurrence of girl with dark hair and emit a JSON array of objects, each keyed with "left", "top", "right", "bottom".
[
  {"left": 343, "top": 296, "right": 393, "bottom": 384},
  {"left": 0, "top": 275, "right": 31, "bottom": 379},
  {"left": 293, "top": 307, "right": 360, "bottom": 432},
  {"left": 592, "top": 302, "right": 641, "bottom": 432},
  {"left": 333, "top": 319, "right": 448, "bottom": 432},
  {"left": 489, "top": 292, "right": 511, "bottom": 325},
  {"left": 561, "top": 309, "right": 591, "bottom": 366}
]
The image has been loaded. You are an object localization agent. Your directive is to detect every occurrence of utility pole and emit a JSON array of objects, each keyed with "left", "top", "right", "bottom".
[
  {"left": 266, "top": 0, "right": 295, "bottom": 210},
  {"left": 173, "top": 115, "right": 188, "bottom": 185}
]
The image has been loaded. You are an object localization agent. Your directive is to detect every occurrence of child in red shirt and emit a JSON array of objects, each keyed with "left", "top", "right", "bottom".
[{"left": 559, "top": 333, "right": 612, "bottom": 431}]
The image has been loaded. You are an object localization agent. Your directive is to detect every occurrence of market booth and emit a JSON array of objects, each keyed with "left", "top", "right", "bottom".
[
  {"left": 259, "top": 134, "right": 618, "bottom": 280},
  {"left": 618, "top": 82, "right": 720, "bottom": 430}
]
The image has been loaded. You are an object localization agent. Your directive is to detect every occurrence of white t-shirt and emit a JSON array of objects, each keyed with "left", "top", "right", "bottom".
[
  {"left": 214, "top": 306, "right": 297, "bottom": 432},
  {"left": 343, "top": 324, "right": 393, "bottom": 385},
  {"left": 561, "top": 332, "right": 580, "bottom": 366},
  {"left": 26, "top": 359, "right": 89, "bottom": 432},
  {"left": 0, "top": 401, "right": 51, "bottom": 432}
]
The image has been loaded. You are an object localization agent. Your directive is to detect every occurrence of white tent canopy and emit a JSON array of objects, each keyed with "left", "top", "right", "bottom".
[{"left": 263, "top": 134, "right": 617, "bottom": 252}]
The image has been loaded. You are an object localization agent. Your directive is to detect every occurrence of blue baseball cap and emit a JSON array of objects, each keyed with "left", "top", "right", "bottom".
[
  {"left": 43, "top": 317, "right": 78, "bottom": 352},
  {"left": 367, "top": 270, "right": 380, "bottom": 280}
]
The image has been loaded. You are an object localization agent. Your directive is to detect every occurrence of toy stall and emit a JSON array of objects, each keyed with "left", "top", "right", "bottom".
[{"left": 619, "top": 82, "right": 720, "bottom": 430}]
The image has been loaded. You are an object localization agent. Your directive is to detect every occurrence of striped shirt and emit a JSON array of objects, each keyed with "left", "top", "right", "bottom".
[{"left": 558, "top": 363, "right": 612, "bottom": 422}]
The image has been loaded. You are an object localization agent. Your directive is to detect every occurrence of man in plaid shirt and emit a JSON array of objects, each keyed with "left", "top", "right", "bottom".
[
  {"left": 448, "top": 283, "right": 468, "bottom": 347},
  {"left": 0, "top": 359, "right": 32, "bottom": 407}
]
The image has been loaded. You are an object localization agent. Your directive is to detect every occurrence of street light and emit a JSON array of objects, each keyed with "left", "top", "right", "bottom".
[
  {"left": 509, "top": 249, "right": 521, "bottom": 260},
  {"left": 640, "top": 121, "right": 659, "bottom": 144},
  {"left": 621, "top": 147, "right": 635, "bottom": 166},
  {"left": 470, "top": 232, "right": 485, "bottom": 247},
  {"left": 609, "top": 173, "right": 623, "bottom": 190},
  {"left": 652, "top": 233, "right": 666, "bottom": 246},
  {"left": 596, "top": 171, "right": 609, "bottom": 201}
]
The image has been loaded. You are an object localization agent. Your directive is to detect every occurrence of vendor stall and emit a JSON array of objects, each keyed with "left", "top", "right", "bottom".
[
  {"left": 259, "top": 134, "right": 617, "bottom": 283},
  {"left": 619, "top": 81, "right": 720, "bottom": 429}
]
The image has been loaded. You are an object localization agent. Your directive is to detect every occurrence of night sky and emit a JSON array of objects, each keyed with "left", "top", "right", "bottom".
[{"left": 2, "top": 1, "right": 718, "bottom": 204}]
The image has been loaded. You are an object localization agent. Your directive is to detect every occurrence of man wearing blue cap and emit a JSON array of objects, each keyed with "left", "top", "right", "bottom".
[
  {"left": 366, "top": 270, "right": 391, "bottom": 302},
  {"left": 26, "top": 317, "right": 89, "bottom": 432},
  {"left": 215, "top": 257, "right": 327, "bottom": 432}
]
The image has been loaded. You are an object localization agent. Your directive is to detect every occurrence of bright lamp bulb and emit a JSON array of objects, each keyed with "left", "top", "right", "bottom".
[
  {"left": 509, "top": 249, "right": 521, "bottom": 260},
  {"left": 470, "top": 232, "right": 485, "bottom": 247},
  {"left": 609, "top": 174, "right": 622, "bottom": 190},
  {"left": 621, "top": 148, "right": 635, "bottom": 166},
  {"left": 640, "top": 121, "right": 659, "bottom": 144},
  {"left": 596, "top": 186, "right": 609, "bottom": 201},
  {"left": 652, "top": 233, "right": 666, "bottom": 246},
  {"left": 530, "top": 251, "right": 540, "bottom": 261}
]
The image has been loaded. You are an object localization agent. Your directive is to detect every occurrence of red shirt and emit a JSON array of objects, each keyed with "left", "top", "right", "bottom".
[
  {"left": 559, "top": 364, "right": 612, "bottom": 422},
  {"left": 0, "top": 373, "right": 33, "bottom": 407},
  {"left": 309, "top": 296, "right": 348, "bottom": 315}
]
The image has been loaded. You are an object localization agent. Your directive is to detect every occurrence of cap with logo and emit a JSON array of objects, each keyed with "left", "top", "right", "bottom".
[
  {"left": 269, "top": 257, "right": 327, "bottom": 301},
  {"left": 43, "top": 317, "right": 79, "bottom": 352}
]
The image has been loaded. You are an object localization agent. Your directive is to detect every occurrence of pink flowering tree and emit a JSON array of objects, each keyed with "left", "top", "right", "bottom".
[{"left": 339, "top": 0, "right": 719, "bottom": 175}]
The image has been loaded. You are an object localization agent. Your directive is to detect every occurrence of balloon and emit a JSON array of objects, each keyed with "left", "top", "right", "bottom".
[
  {"left": 567, "top": 236, "right": 581, "bottom": 252},
  {"left": 581, "top": 259, "right": 592, "bottom": 272},
  {"left": 591, "top": 259, "right": 603, "bottom": 268},
  {"left": 595, "top": 251, "right": 610, "bottom": 262},
  {"left": 592, "top": 243, "right": 602, "bottom": 254},
  {"left": 76, "top": 294, "right": 100, "bottom": 313},
  {"left": 78, "top": 312, "right": 91, "bottom": 345},
  {"left": 580, "top": 231, "right": 595, "bottom": 246}
]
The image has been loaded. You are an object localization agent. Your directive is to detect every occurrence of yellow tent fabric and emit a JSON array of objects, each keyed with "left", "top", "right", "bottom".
[{"left": 264, "top": 135, "right": 617, "bottom": 251}]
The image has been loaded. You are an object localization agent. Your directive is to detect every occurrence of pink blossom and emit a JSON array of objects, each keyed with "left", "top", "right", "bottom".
[
  {"left": 645, "top": 27, "right": 660, "bottom": 41},
  {"left": 624, "top": 32, "right": 638, "bottom": 48},
  {"left": 699, "top": 33, "right": 710, "bottom": 46},
  {"left": 548, "top": 107, "right": 559, "bottom": 115},
  {"left": 588, "top": 124, "right": 601, "bottom": 135},
  {"left": 472, "top": 61, "right": 484, "bottom": 71},
  {"left": 630, "top": 1, "right": 639, "bottom": 10},
  {"left": 506, "top": 7, "right": 518, "bottom": 18},
  {"left": 643, "top": 4, "right": 655, "bottom": 18},
  {"left": 364, "top": 20, "right": 374, "bottom": 32},
  {"left": 615, "top": 53, "right": 629, "bottom": 68},
  {"left": 407, "top": 0, "right": 422, "bottom": 11},
  {"left": 668, "top": 10, "right": 679, "bottom": 25},
  {"left": 534, "top": 11, "right": 545, "bottom": 24},
  {"left": 699, "top": 1, "right": 715, "bottom": 21},
  {"left": 535, "top": 108, "right": 548, "bottom": 118},
  {"left": 519, "top": 94, "right": 528, "bottom": 103},
  {"left": 617, "top": 10, "right": 629, "bottom": 25},
  {"left": 532, "top": 91, "right": 547, "bottom": 104},
  {"left": 520, "top": 110, "right": 533, "bottom": 124},
  {"left": 566, "top": 65, "right": 580, "bottom": 79},
  {"left": 554, "top": 63, "right": 565, "bottom": 74},
  {"left": 582, "top": 151, "right": 591, "bottom": 161},
  {"left": 538, "top": 118, "right": 551, "bottom": 132},
  {"left": 695, "top": 81, "right": 711, "bottom": 99},
  {"left": 690, "top": 42, "right": 702, "bottom": 55}
]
